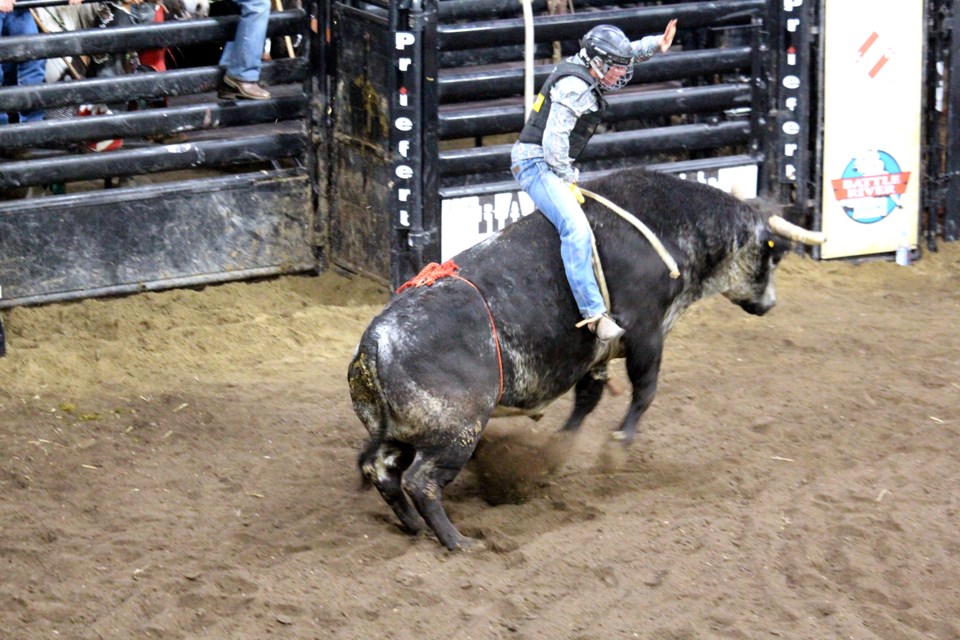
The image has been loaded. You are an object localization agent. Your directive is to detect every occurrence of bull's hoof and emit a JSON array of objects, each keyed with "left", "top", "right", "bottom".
[
  {"left": 448, "top": 535, "right": 485, "bottom": 552},
  {"left": 458, "top": 537, "right": 485, "bottom": 552},
  {"left": 598, "top": 438, "right": 629, "bottom": 473}
]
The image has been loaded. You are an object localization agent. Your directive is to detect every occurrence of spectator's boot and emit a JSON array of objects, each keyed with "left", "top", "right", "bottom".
[{"left": 219, "top": 75, "right": 271, "bottom": 100}]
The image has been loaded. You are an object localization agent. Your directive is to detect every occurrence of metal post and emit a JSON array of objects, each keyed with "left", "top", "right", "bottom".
[
  {"left": 389, "top": 0, "right": 434, "bottom": 287},
  {"left": 945, "top": 0, "right": 960, "bottom": 240},
  {"left": 419, "top": 0, "right": 441, "bottom": 268},
  {"left": 768, "top": 0, "right": 814, "bottom": 225},
  {"left": 748, "top": 11, "right": 767, "bottom": 197}
]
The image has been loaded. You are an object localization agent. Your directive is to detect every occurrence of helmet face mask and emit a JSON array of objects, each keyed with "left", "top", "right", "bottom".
[{"left": 581, "top": 24, "right": 634, "bottom": 91}]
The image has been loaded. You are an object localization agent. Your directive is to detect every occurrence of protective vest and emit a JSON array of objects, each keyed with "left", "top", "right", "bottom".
[{"left": 518, "top": 61, "right": 607, "bottom": 160}]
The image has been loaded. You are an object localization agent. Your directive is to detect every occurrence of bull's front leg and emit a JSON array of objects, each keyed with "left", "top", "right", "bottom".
[
  {"left": 558, "top": 367, "right": 607, "bottom": 434},
  {"left": 614, "top": 335, "right": 664, "bottom": 445}
]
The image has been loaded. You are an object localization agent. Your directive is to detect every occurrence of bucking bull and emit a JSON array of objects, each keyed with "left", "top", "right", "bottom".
[{"left": 348, "top": 167, "right": 824, "bottom": 550}]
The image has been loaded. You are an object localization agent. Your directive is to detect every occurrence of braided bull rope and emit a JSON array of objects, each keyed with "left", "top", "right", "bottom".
[{"left": 579, "top": 187, "right": 682, "bottom": 280}]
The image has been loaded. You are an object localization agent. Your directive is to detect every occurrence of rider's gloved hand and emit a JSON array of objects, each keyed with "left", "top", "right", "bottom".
[{"left": 569, "top": 182, "right": 585, "bottom": 204}]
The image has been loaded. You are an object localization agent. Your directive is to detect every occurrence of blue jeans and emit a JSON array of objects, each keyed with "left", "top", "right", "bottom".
[
  {"left": 0, "top": 9, "right": 45, "bottom": 124},
  {"left": 219, "top": 0, "right": 271, "bottom": 82},
  {"left": 512, "top": 158, "right": 606, "bottom": 319}
]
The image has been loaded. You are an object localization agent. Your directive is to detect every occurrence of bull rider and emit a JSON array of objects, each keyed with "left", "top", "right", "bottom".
[{"left": 511, "top": 19, "right": 677, "bottom": 342}]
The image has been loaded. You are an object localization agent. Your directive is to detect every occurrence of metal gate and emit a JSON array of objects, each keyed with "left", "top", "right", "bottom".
[
  {"left": 0, "top": 1, "right": 320, "bottom": 310},
  {"left": 926, "top": 0, "right": 960, "bottom": 246},
  {"left": 326, "top": 0, "right": 815, "bottom": 289}
]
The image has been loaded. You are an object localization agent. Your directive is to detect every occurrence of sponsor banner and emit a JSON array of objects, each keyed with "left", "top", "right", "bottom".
[
  {"left": 820, "top": 0, "right": 922, "bottom": 259},
  {"left": 441, "top": 191, "right": 535, "bottom": 261},
  {"left": 440, "top": 165, "right": 757, "bottom": 261},
  {"left": 675, "top": 165, "right": 758, "bottom": 200}
]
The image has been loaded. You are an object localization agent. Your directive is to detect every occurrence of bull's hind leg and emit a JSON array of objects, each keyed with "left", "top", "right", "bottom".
[
  {"left": 359, "top": 441, "right": 426, "bottom": 534},
  {"left": 401, "top": 434, "right": 480, "bottom": 551}
]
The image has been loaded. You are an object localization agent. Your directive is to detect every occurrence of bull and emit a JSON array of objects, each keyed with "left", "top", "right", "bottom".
[{"left": 348, "top": 168, "right": 824, "bottom": 550}]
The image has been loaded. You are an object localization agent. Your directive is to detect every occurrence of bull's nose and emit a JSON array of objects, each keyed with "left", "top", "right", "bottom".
[{"left": 739, "top": 300, "right": 774, "bottom": 316}]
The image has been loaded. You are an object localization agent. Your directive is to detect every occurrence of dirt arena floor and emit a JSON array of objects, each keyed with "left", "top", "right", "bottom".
[{"left": 1, "top": 242, "right": 958, "bottom": 640}]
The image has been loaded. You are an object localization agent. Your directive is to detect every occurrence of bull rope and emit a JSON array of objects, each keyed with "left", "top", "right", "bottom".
[
  {"left": 579, "top": 188, "right": 682, "bottom": 280},
  {"left": 397, "top": 260, "right": 504, "bottom": 402},
  {"left": 589, "top": 233, "right": 612, "bottom": 314}
]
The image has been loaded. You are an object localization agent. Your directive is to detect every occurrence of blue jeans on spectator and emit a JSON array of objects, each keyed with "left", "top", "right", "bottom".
[
  {"left": 0, "top": 9, "right": 45, "bottom": 124},
  {"left": 219, "top": 0, "right": 270, "bottom": 83},
  {"left": 512, "top": 157, "right": 606, "bottom": 320}
]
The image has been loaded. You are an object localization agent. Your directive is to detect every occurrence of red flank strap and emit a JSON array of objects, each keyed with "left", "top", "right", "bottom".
[{"left": 396, "top": 259, "right": 461, "bottom": 293}]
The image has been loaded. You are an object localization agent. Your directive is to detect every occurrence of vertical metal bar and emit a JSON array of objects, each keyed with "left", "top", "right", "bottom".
[
  {"left": 419, "top": 0, "right": 441, "bottom": 265},
  {"left": 945, "top": 0, "right": 960, "bottom": 240},
  {"left": 811, "top": 0, "right": 826, "bottom": 257},
  {"left": 389, "top": 0, "right": 405, "bottom": 288},
  {"left": 749, "top": 9, "right": 768, "bottom": 197},
  {"left": 793, "top": 0, "right": 813, "bottom": 215},
  {"left": 924, "top": 0, "right": 941, "bottom": 250},
  {"left": 315, "top": 0, "right": 336, "bottom": 265},
  {"left": 303, "top": 0, "right": 319, "bottom": 242},
  {"left": 388, "top": 0, "right": 428, "bottom": 287},
  {"left": 769, "top": 0, "right": 813, "bottom": 222},
  {"left": 762, "top": 0, "right": 781, "bottom": 201}
]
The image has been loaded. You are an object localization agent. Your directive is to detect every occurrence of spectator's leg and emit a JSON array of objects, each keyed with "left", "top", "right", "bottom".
[
  {"left": 0, "top": 60, "right": 13, "bottom": 126},
  {"left": 219, "top": 0, "right": 270, "bottom": 83},
  {"left": 9, "top": 10, "right": 44, "bottom": 122}
]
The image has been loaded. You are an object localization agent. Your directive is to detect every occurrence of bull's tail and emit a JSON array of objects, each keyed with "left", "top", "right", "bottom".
[{"left": 348, "top": 342, "right": 389, "bottom": 491}]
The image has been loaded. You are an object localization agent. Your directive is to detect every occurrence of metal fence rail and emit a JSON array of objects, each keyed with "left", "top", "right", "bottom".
[
  {"left": 0, "top": 5, "right": 321, "bottom": 316},
  {"left": 430, "top": 0, "right": 769, "bottom": 192}
]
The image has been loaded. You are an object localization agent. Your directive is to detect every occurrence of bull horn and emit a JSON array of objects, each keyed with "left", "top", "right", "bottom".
[{"left": 768, "top": 215, "right": 826, "bottom": 245}]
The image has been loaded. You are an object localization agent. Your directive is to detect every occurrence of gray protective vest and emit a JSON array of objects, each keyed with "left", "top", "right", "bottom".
[{"left": 518, "top": 61, "right": 607, "bottom": 160}]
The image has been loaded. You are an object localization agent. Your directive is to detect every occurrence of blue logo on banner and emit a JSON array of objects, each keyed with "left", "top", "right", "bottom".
[{"left": 832, "top": 150, "right": 910, "bottom": 224}]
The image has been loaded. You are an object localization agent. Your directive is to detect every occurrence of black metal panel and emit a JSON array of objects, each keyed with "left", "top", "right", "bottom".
[
  {"left": 0, "top": 12, "right": 305, "bottom": 63},
  {"left": 438, "top": 0, "right": 652, "bottom": 22},
  {"left": 439, "top": 121, "right": 751, "bottom": 177},
  {"left": 0, "top": 95, "right": 307, "bottom": 150},
  {"left": 945, "top": 0, "right": 960, "bottom": 240},
  {"left": 0, "top": 58, "right": 306, "bottom": 114},
  {"left": 0, "top": 171, "right": 315, "bottom": 308},
  {"left": 0, "top": 131, "right": 306, "bottom": 188},
  {"left": 439, "top": 84, "right": 751, "bottom": 139},
  {"left": 438, "top": 46, "right": 752, "bottom": 102},
  {"left": 438, "top": 0, "right": 694, "bottom": 22},
  {"left": 439, "top": 153, "right": 761, "bottom": 199},
  {"left": 327, "top": 2, "right": 395, "bottom": 283},
  {"left": 438, "top": 0, "right": 765, "bottom": 51}
]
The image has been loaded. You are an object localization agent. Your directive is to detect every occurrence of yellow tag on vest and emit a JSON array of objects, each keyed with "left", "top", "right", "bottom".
[{"left": 532, "top": 94, "right": 545, "bottom": 112}]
